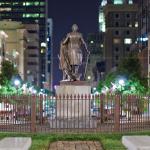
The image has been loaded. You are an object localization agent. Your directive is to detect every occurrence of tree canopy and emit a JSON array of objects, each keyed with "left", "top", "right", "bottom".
[
  {"left": 0, "top": 60, "right": 18, "bottom": 85},
  {"left": 97, "top": 53, "right": 147, "bottom": 94}
]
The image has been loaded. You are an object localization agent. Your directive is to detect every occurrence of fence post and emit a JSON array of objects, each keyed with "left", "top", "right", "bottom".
[
  {"left": 39, "top": 95, "right": 43, "bottom": 125},
  {"left": 100, "top": 94, "right": 104, "bottom": 124},
  {"left": 31, "top": 95, "right": 36, "bottom": 133},
  {"left": 114, "top": 95, "right": 120, "bottom": 132}
]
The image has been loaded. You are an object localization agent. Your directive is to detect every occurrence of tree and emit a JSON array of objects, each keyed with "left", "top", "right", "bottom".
[
  {"left": 97, "top": 72, "right": 116, "bottom": 92},
  {"left": 0, "top": 60, "right": 18, "bottom": 85},
  {"left": 117, "top": 53, "right": 147, "bottom": 88},
  {"left": 97, "top": 53, "right": 147, "bottom": 94}
]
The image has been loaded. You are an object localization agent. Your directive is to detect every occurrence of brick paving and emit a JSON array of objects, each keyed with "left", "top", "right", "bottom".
[{"left": 49, "top": 141, "right": 103, "bottom": 150}]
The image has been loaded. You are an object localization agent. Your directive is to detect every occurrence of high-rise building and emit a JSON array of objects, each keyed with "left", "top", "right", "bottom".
[
  {"left": 0, "top": 30, "right": 7, "bottom": 72},
  {"left": 98, "top": 0, "right": 133, "bottom": 77},
  {"left": 45, "top": 18, "right": 53, "bottom": 90},
  {"left": 0, "top": 21, "right": 40, "bottom": 85},
  {"left": 137, "top": 0, "right": 150, "bottom": 86},
  {"left": 25, "top": 23, "right": 40, "bottom": 86},
  {"left": 99, "top": 0, "right": 134, "bottom": 32},
  {"left": 103, "top": 1, "right": 138, "bottom": 73},
  {"left": 0, "top": 0, "right": 48, "bottom": 87}
]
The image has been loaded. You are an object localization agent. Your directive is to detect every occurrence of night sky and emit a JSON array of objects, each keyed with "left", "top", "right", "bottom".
[{"left": 48, "top": 0, "right": 100, "bottom": 85}]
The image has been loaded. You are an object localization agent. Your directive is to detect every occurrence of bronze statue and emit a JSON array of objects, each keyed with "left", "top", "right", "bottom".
[{"left": 59, "top": 24, "right": 89, "bottom": 81}]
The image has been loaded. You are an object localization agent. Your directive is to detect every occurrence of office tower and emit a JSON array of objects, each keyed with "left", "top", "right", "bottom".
[
  {"left": 0, "top": 30, "right": 7, "bottom": 72},
  {"left": 137, "top": 0, "right": 150, "bottom": 86},
  {"left": 25, "top": 24, "right": 40, "bottom": 86},
  {"left": 103, "top": 1, "right": 138, "bottom": 73},
  {"left": 0, "top": 0, "right": 48, "bottom": 87},
  {"left": 98, "top": 0, "right": 135, "bottom": 78},
  {"left": 45, "top": 18, "right": 53, "bottom": 90},
  {"left": 0, "top": 21, "right": 39, "bottom": 85},
  {"left": 99, "top": 0, "right": 134, "bottom": 33}
]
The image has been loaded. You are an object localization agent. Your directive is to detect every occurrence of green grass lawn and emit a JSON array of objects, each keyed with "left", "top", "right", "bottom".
[{"left": 0, "top": 131, "right": 150, "bottom": 150}]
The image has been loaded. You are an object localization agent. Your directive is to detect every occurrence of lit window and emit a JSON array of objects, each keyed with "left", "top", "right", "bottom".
[
  {"left": 90, "top": 40, "right": 94, "bottom": 44},
  {"left": 40, "top": 14, "right": 45, "bottom": 18},
  {"left": 100, "top": 44, "right": 104, "bottom": 48},
  {"left": 47, "top": 38, "right": 49, "bottom": 42},
  {"left": 41, "top": 49, "right": 44, "bottom": 54},
  {"left": 23, "top": 13, "right": 39, "bottom": 18},
  {"left": 41, "top": 42, "right": 46, "bottom": 47},
  {"left": 40, "top": 2, "right": 45, "bottom": 6},
  {"left": 0, "top": 8, "right": 11, "bottom": 11},
  {"left": 13, "top": 2, "right": 19, "bottom": 5},
  {"left": 101, "top": 0, "right": 107, "bottom": 6},
  {"left": 0, "top": 2, "right": 10, "bottom": 6},
  {"left": 135, "top": 22, "right": 138, "bottom": 27},
  {"left": 25, "top": 2, "right": 31, "bottom": 6},
  {"left": 129, "top": 24, "right": 132, "bottom": 27},
  {"left": 34, "top": 2, "right": 39, "bottom": 6},
  {"left": 124, "top": 38, "right": 132, "bottom": 44},
  {"left": 99, "top": 12, "right": 106, "bottom": 32},
  {"left": 129, "top": 0, "right": 133, "bottom": 4},
  {"left": 114, "top": 0, "right": 123, "bottom": 4},
  {"left": 23, "top": 2, "right": 40, "bottom": 6},
  {"left": 138, "top": 37, "right": 148, "bottom": 42},
  {"left": 113, "top": 38, "right": 121, "bottom": 44}
]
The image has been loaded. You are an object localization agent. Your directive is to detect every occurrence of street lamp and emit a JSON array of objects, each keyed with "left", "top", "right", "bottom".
[
  {"left": 118, "top": 79, "right": 125, "bottom": 93},
  {"left": 14, "top": 79, "right": 21, "bottom": 94},
  {"left": 119, "top": 79, "right": 125, "bottom": 86},
  {"left": 14, "top": 79, "right": 20, "bottom": 87}
]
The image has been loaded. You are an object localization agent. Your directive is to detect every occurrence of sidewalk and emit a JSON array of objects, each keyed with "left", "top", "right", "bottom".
[{"left": 49, "top": 141, "right": 103, "bottom": 150}]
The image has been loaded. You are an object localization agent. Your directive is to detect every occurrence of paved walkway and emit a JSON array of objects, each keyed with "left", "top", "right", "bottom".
[{"left": 49, "top": 141, "right": 103, "bottom": 150}]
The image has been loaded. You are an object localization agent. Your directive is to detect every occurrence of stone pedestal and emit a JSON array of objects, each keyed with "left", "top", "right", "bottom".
[{"left": 56, "top": 81, "right": 91, "bottom": 119}]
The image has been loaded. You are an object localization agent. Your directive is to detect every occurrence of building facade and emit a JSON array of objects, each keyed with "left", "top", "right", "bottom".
[
  {"left": 0, "top": 30, "right": 7, "bottom": 72},
  {"left": 0, "top": 0, "right": 48, "bottom": 87},
  {"left": 137, "top": 0, "right": 150, "bottom": 86},
  {"left": 0, "top": 21, "right": 40, "bottom": 86},
  {"left": 103, "top": 2, "right": 138, "bottom": 73},
  {"left": 25, "top": 23, "right": 40, "bottom": 86},
  {"left": 45, "top": 18, "right": 53, "bottom": 90}
]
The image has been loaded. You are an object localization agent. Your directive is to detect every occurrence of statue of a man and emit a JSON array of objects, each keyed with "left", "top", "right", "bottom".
[{"left": 59, "top": 24, "right": 89, "bottom": 81}]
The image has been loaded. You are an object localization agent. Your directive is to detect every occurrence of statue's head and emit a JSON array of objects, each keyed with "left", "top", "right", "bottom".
[{"left": 72, "top": 24, "right": 78, "bottom": 32}]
